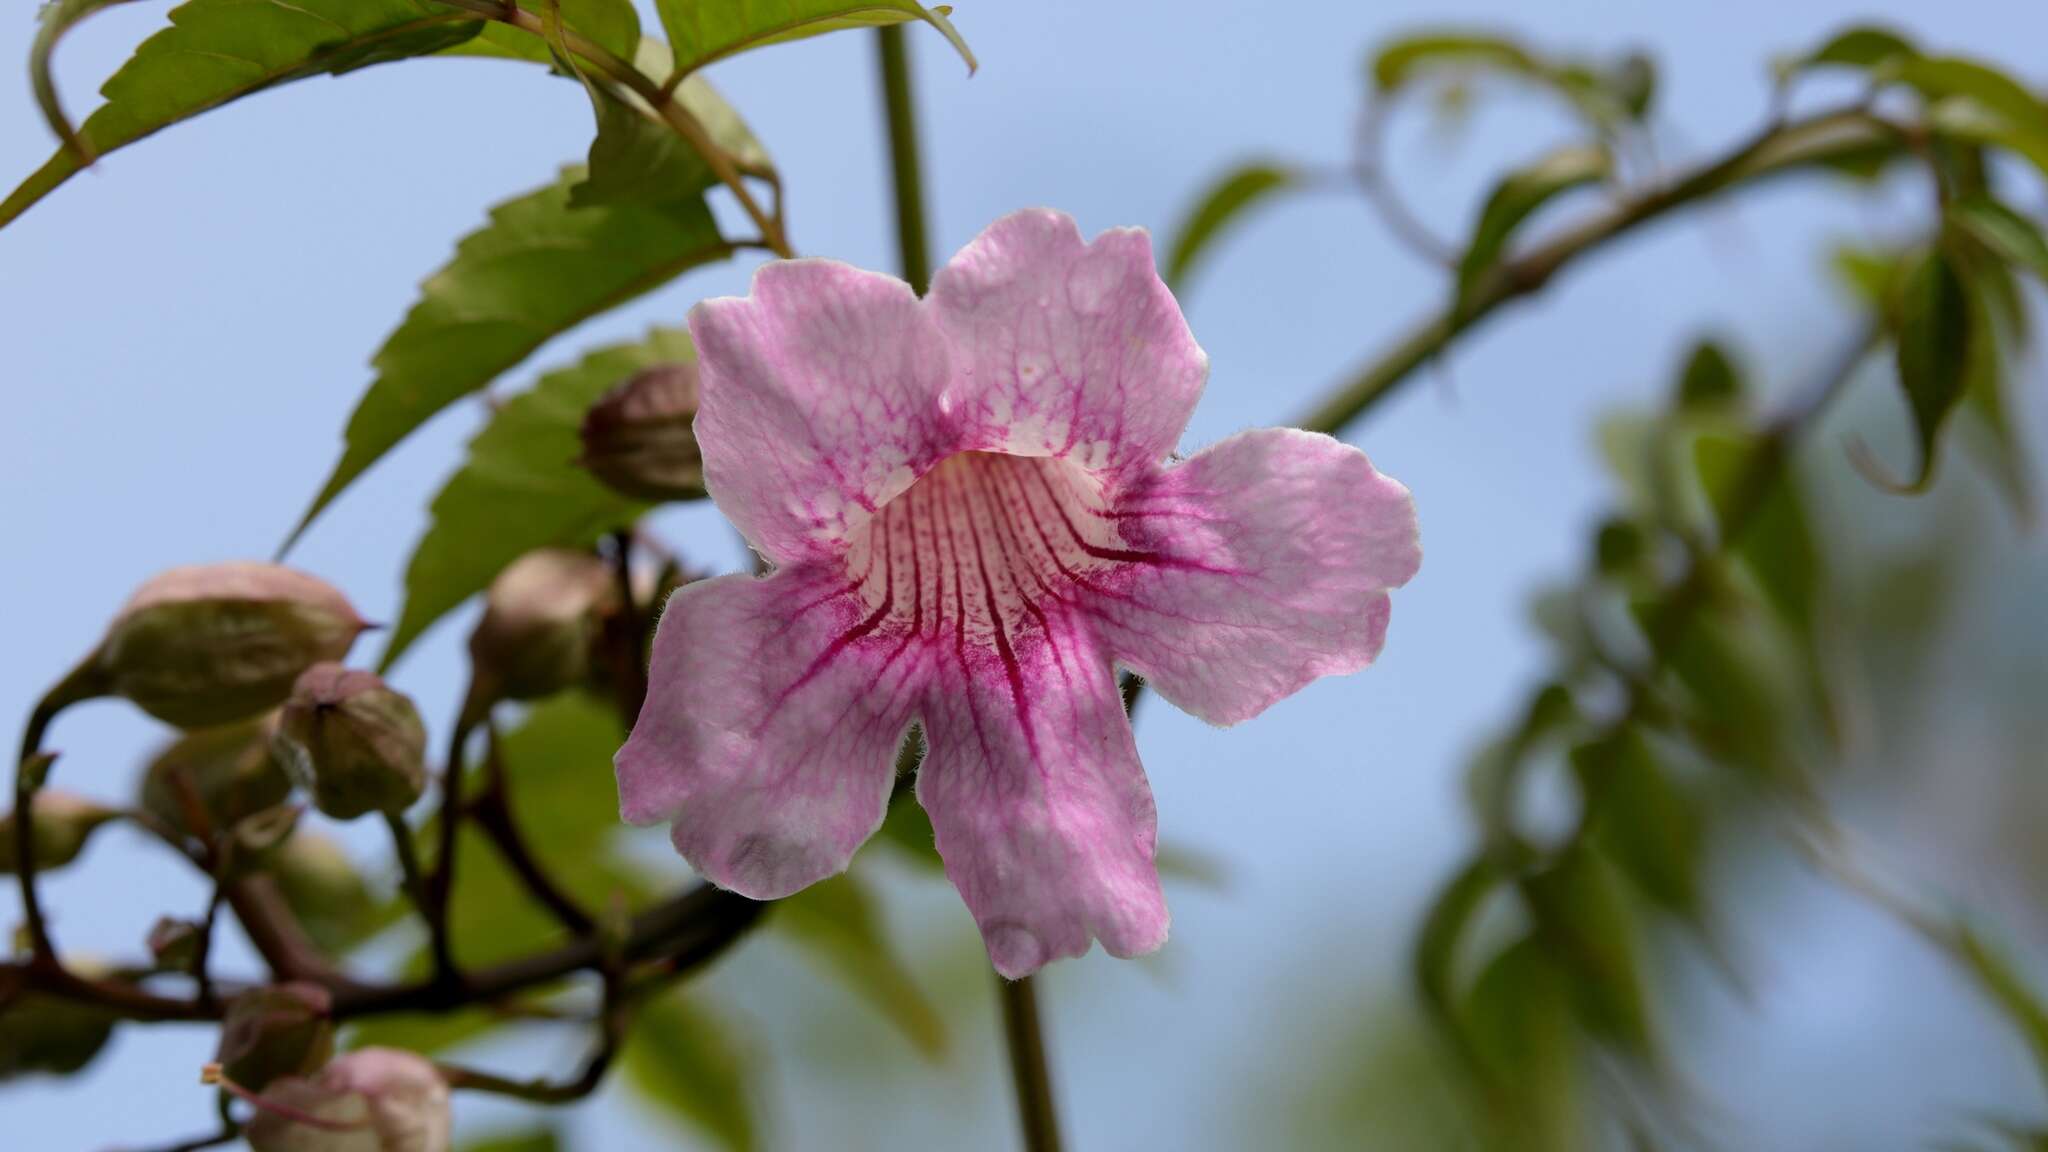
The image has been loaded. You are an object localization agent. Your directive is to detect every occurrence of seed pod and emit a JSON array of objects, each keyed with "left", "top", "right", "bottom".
[
  {"left": 217, "top": 983, "right": 335, "bottom": 1092},
  {"left": 97, "top": 564, "right": 369, "bottom": 729},
  {"left": 0, "top": 791, "right": 116, "bottom": 874},
  {"left": 244, "top": 1047, "right": 451, "bottom": 1152},
  {"left": 273, "top": 666, "right": 427, "bottom": 821},
  {"left": 467, "top": 550, "right": 618, "bottom": 706},
  {"left": 0, "top": 988, "right": 117, "bottom": 1080},
  {"left": 577, "top": 361, "right": 706, "bottom": 502},
  {"left": 140, "top": 717, "right": 293, "bottom": 839}
]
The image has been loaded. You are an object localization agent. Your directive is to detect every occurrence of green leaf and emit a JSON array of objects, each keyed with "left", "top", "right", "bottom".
[
  {"left": 1951, "top": 199, "right": 2048, "bottom": 286},
  {"left": 447, "top": 0, "right": 639, "bottom": 67},
  {"left": 1460, "top": 937, "right": 1582, "bottom": 1149},
  {"left": 459, "top": 1131, "right": 561, "bottom": 1152},
  {"left": 1371, "top": 31, "right": 1538, "bottom": 91},
  {"left": 30, "top": 0, "right": 143, "bottom": 165},
  {"left": 1163, "top": 162, "right": 1298, "bottom": 291},
  {"left": 1414, "top": 858, "right": 1504, "bottom": 1014},
  {"left": 1521, "top": 844, "right": 1653, "bottom": 1055},
  {"left": 1953, "top": 254, "right": 2036, "bottom": 522},
  {"left": 1790, "top": 24, "right": 1917, "bottom": 72},
  {"left": 1573, "top": 730, "right": 1705, "bottom": 922},
  {"left": 1673, "top": 339, "right": 1744, "bottom": 412},
  {"left": 1958, "top": 924, "right": 2048, "bottom": 1083},
  {"left": 1897, "top": 57, "right": 2047, "bottom": 134},
  {"left": 774, "top": 872, "right": 948, "bottom": 1059},
  {"left": 3, "top": 0, "right": 484, "bottom": 229},
  {"left": 346, "top": 1003, "right": 514, "bottom": 1057},
  {"left": 382, "top": 330, "right": 690, "bottom": 670},
  {"left": 284, "top": 169, "right": 731, "bottom": 552},
  {"left": 623, "top": 988, "right": 757, "bottom": 1152},
  {"left": 1920, "top": 80, "right": 2048, "bottom": 180},
  {"left": 1694, "top": 433, "right": 1821, "bottom": 644},
  {"left": 651, "top": 0, "right": 974, "bottom": 78},
  {"left": 1875, "top": 246, "right": 1974, "bottom": 492},
  {"left": 1454, "top": 146, "right": 1609, "bottom": 315}
]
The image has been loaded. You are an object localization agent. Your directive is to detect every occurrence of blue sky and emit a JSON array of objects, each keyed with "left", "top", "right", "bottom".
[{"left": 3, "top": 1, "right": 2046, "bottom": 1148}]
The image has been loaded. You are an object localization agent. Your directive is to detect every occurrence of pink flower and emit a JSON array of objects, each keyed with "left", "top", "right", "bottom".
[
  {"left": 617, "top": 210, "right": 1420, "bottom": 978},
  {"left": 242, "top": 1047, "right": 450, "bottom": 1152}
]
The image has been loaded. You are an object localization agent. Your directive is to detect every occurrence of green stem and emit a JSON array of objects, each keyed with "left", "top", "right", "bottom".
[
  {"left": 875, "top": 24, "right": 933, "bottom": 294},
  {"left": 998, "top": 975, "right": 1064, "bottom": 1152},
  {"left": 428, "top": 0, "right": 792, "bottom": 257}
]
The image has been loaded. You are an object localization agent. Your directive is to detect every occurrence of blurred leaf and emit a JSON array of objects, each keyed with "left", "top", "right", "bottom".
[
  {"left": 1673, "top": 340, "right": 1745, "bottom": 412},
  {"left": 382, "top": 330, "right": 691, "bottom": 670},
  {"left": 347, "top": 1003, "right": 513, "bottom": 1057},
  {"left": 1830, "top": 243, "right": 1908, "bottom": 309},
  {"left": 1897, "top": 58, "right": 2047, "bottom": 136},
  {"left": 2, "top": 0, "right": 484, "bottom": 228},
  {"left": 1925, "top": 95, "right": 2048, "bottom": 181},
  {"left": 1455, "top": 147, "right": 1610, "bottom": 316},
  {"left": 285, "top": 169, "right": 730, "bottom": 551},
  {"left": 1522, "top": 845, "right": 1654, "bottom": 1055},
  {"left": 1416, "top": 858, "right": 1505, "bottom": 1013},
  {"left": 1957, "top": 282, "right": 2035, "bottom": 524},
  {"left": 1950, "top": 199, "right": 2048, "bottom": 286},
  {"left": 775, "top": 872, "right": 947, "bottom": 1060},
  {"left": 623, "top": 988, "right": 757, "bottom": 1152},
  {"left": 650, "top": 0, "right": 973, "bottom": 78},
  {"left": 1574, "top": 730, "right": 1705, "bottom": 922},
  {"left": 1958, "top": 924, "right": 2048, "bottom": 1082},
  {"left": 1788, "top": 24, "right": 1917, "bottom": 72},
  {"left": 1371, "top": 31, "right": 1538, "bottom": 91},
  {"left": 1694, "top": 433, "right": 1821, "bottom": 645},
  {"left": 1874, "top": 246, "right": 1974, "bottom": 492},
  {"left": 271, "top": 833, "right": 398, "bottom": 956},
  {"left": 1461, "top": 937, "right": 1582, "bottom": 1150},
  {"left": 459, "top": 1131, "right": 560, "bottom": 1152},
  {"left": 1164, "top": 162, "right": 1298, "bottom": 291},
  {"left": 1659, "top": 591, "right": 1816, "bottom": 789}
]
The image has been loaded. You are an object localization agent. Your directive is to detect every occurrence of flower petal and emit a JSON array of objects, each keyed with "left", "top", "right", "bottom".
[
  {"left": 928, "top": 209, "right": 1208, "bottom": 477},
  {"left": 616, "top": 568, "right": 925, "bottom": 899},
  {"left": 1090, "top": 428, "right": 1421, "bottom": 727},
  {"left": 914, "top": 609, "right": 1167, "bottom": 978},
  {"left": 689, "top": 260, "right": 960, "bottom": 565}
]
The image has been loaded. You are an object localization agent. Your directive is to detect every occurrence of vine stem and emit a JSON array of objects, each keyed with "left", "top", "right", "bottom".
[
  {"left": 998, "top": 976, "right": 1065, "bottom": 1152},
  {"left": 428, "top": 0, "right": 792, "bottom": 257},
  {"left": 873, "top": 24, "right": 1067, "bottom": 1151}
]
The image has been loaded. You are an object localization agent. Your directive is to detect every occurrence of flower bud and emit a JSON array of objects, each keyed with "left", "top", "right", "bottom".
[
  {"left": 272, "top": 834, "right": 382, "bottom": 954},
  {"left": 468, "top": 550, "right": 618, "bottom": 705},
  {"left": 0, "top": 957, "right": 119, "bottom": 1081},
  {"left": 577, "top": 361, "right": 706, "bottom": 502},
  {"left": 141, "top": 717, "right": 293, "bottom": 838},
  {"left": 0, "top": 790, "right": 116, "bottom": 874},
  {"left": 97, "top": 564, "right": 369, "bottom": 729},
  {"left": 147, "top": 916, "right": 204, "bottom": 972},
  {"left": 245, "top": 1047, "right": 451, "bottom": 1152},
  {"left": 273, "top": 666, "right": 427, "bottom": 821},
  {"left": 217, "top": 983, "right": 335, "bottom": 1092}
]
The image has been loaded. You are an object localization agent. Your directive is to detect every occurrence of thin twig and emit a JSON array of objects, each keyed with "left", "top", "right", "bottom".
[{"left": 998, "top": 975, "right": 1064, "bottom": 1152}]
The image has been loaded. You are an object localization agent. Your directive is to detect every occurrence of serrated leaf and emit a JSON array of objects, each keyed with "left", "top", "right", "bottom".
[
  {"left": 1878, "top": 246, "right": 1974, "bottom": 492},
  {"left": 1455, "top": 147, "right": 1609, "bottom": 315},
  {"left": 623, "top": 988, "right": 757, "bottom": 1152},
  {"left": 285, "top": 169, "right": 730, "bottom": 552},
  {"left": 652, "top": 0, "right": 973, "bottom": 78},
  {"left": 1163, "top": 162, "right": 1297, "bottom": 291},
  {"left": 775, "top": 872, "right": 947, "bottom": 1059},
  {"left": 3, "top": 0, "right": 484, "bottom": 228},
  {"left": 1371, "top": 31, "right": 1538, "bottom": 91},
  {"left": 382, "top": 330, "right": 690, "bottom": 670}
]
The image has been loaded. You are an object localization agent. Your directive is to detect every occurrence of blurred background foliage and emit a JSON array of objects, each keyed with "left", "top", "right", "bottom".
[{"left": 3, "top": 2, "right": 2048, "bottom": 1150}]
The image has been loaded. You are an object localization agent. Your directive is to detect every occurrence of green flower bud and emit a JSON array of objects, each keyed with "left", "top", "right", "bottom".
[
  {"left": 0, "top": 791, "right": 116, "bottom": 874},
  {"left": 577, "top": 361, "right": 706, "bottom": 503},
  {"left": 271, "top": 834, "right": 382, "bottom": 955},
  {"left": 273, "top": 666, "right": 427, "bottom": 821},
  {"left": 141, "top": 717, "right": 293, "bottom": 839},
  {"left": 147, "top": 916, "right": 204, "bottom": 972},
  {"left": 0, "top": 988, "right": 117, "bottom": 1080},
  {"left": 468, "top": 550, "right": 618, "bottom": 705},
  {"left": 97, "top": 564, "right": 369, "bottom": 729},
  {"left": 216, "top": 983, "right": 335, "bottom": 1091}
]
